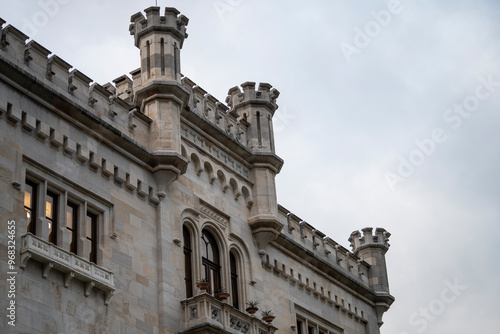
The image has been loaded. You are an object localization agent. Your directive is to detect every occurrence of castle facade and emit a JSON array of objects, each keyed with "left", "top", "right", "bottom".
[{"left": 0, "top": 6, "right": 394, "bottom": 334}]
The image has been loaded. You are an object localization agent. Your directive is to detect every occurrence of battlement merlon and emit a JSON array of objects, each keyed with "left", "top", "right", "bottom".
[
  {"left": 226, "top": 82, "right": 280, "bottom": 116},
  {"left": 1, "top": 24, "right": 28, "bottom": 51},
  {"left": 349, "top": 227, "right": 391, "bottom": 255},
  {"left": 129, "top": 7, "right": 189, "bottom": 49}
]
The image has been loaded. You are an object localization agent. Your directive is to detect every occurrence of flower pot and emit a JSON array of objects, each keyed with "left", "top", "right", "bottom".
[
  {"left": 246, "top": 306, "right": 258, "bottom": 316},
  {"left": 196, "top": 282, "right": 210, "bottom": 293},
  {"left": 262, "top": 315, "right": 275, "bottom": 324},
  {"left": 216, "top": 292, "right": 230, "bottom": 303}
]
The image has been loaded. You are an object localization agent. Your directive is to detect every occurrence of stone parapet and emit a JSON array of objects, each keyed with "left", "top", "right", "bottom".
[
  {"left": 0, "top": 21, "right": 149, "bottom": 144},
  {"left": 0, "top": 18, "right": 281, "bottom": 162},
  {"left": 180, "top": 293, "right": 277, "bottom": 334},
  {"left": 277, "top": 205, "right": 371, "bottom": 288}
]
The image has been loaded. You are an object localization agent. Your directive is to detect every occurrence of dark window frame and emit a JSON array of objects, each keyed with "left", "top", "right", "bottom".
[
  {"left": 230, "top": 251, "right": 239, "bottom": 309},
  {"left": 46, "top": 190, "right": 58, "bottom": 244},
  {"left": 86, "top": 211, "right": 98, "bottom": 263},
  {"left": 66, "top": 201, "right": 78, "bottom": 254},
  {"left": 183, "top": 225, "right": 193, "bottom": 298},
  {"left": 24, "top": 179, "right": 37, "bottom": 234},
  {"left": 201, "top": 229, "right": 221, "bottom": 294}
]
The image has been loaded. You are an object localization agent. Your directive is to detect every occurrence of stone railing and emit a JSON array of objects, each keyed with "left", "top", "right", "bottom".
[
  {"left": 180, "top": 293, "right": 277, "bottom": 334},
  {"left": 20, "top": 233, "right": 115, "bottom": 305}
]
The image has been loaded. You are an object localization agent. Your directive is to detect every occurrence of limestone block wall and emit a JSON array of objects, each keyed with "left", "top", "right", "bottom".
[
  {"left": 0, "top": 80, "right": 163, "bottom": 333},
  {"left": 0, "top": 21, "right": 151, "bottom": 150}
]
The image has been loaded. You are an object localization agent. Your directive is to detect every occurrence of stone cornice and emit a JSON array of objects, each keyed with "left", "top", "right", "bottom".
[{"left": 272, "top": 233, "right": 395, "bottom": 306}]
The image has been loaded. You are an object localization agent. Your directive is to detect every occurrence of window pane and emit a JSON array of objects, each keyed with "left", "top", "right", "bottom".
[
  {"left": 46, "top": 196, "right": 53, "bottom": 220},
  {"left": 183, "top": 226, "right": 193, "bottom": 298},
  {"left": 86, "top": 215, "right": 92, "bottom": 239},
  {"left": 207, "top": 244, "right": 213, "bottom": 261},
  {"left": 183, "top": 226, "right": 191, "bottom": 248},
  {"left": 297, "top": 320, "right": 303, "bottom": 334},
  {"left": 24, "top": 184, "right": 32, "bottom": 208},
  {"left": 24, "top": 180, "right": 37, "bottom": 234},
  {"left": 230, "top": 252, "right": 239, "bottom": 309},
  {"left": 66, "top": 205, "right": 74, "bottom": 230},
  {"left": 201, "top": 230, "right": 219, "bottom": 264},
  {"left": 201, "top": 230, "right": 221, "bottom": 294},
  {"left": 66, "top": 202, "right": 77, "bottom": 254},
  {"left": 86, "top": 212, "right": 97, "bottom": 263},
  {"left": 46, "top": 192, "right": 57, "bottom": 243}
]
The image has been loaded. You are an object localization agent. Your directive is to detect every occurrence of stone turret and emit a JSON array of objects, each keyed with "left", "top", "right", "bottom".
[
  {"left": 129, "top": 7, "right": 190, "bottom": 195},
  {"left": 130, "top": 6, "right": 188, "bottom": 85},
  {"left": 227, "top": 83, "right": 283, "bottom": 258},
  {"left": 226, "top": 82, "right": 280, "bottom": 153},
  {"left": 349, "top": 227, "right": 391, "bottom": 292},
  {"left": 349, "top": 227, "right": 392, "bottom": 327}
]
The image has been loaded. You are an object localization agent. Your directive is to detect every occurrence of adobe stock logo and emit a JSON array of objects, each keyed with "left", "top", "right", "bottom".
[
  {"left": 340, "top": 0, "right": 404, "bottom": 64},
  {"left": 22, "top": 0, "right": 72, "bottom": 38},
  {"left": 384, "top": 74, "right": 500, "bottom": 190},
  {"left": 399, "top": 278, "right": 467, "bottom": 334},
  {"left": 273, "top": 106, "right": 296, "bottom": 133},
  {"left": 213, "top": 0, "right": 244, "bottom": 19}
]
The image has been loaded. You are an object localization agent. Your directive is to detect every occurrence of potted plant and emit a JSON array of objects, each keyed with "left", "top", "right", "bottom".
[
  {"left": 246, "top": 301, "right": 259, "bottom": 316},
  {"left": 261, "top": 310, "right": 275, "bottom": 324},
  {"left": 196, "top": 278, "right": 210, "bottom": 293},
  {"left": 215, "top": 288, "right": 230, "bottom": 303}
]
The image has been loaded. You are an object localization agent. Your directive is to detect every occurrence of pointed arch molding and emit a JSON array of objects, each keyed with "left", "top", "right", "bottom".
[{"left": 195, "top": 198, "right": 230, "bottom": 230}]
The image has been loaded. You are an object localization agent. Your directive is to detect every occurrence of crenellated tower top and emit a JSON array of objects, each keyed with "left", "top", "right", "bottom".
[
  {"left": 226, "top": 82, "right": 280, "bottom": 154},
  {"left": 349, "top": 227, "right": 391, "bottom": 255},
  {"left": 129, "top": 7, "right": 189, "bottom": 94},
  {"left": 226, "top": 82, "right": 280, "bottom": 115},
  {"left": 130, "top": 7, "right": 189, "bottom": 48}
]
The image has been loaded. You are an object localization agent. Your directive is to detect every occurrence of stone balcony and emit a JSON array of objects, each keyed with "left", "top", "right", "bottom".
[
  {"left": 20, "top": 233, "right": 115, "bottom": 305},
  {"left": 180, "top": 293, "right": 277, "bottom": 334}
]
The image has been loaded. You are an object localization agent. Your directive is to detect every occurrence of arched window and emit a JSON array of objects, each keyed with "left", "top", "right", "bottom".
[
  {"left": 201, "top": 229, "right": 220, "bottom": 294},
  {"left": 230, "top": 251, "right": 239, "bottom": 309},
  {"left": 183, "top": 226, "right": 193, "bottom": 298}
]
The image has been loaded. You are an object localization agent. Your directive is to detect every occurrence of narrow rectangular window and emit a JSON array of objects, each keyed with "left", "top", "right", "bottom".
[
  {"left": 268, "top": 114, "right": 274, "bottom": 151},
  {"left": 256, "top": 111, "right": 262, "bottom": 146},
  {"left": 230, "top": 252, "right": 239, "bottom": 310},
  {"left": 46, "top": 191, "right": 58, "bottom": 243},
  {"left": 160, "top": 38, "right": 165, "bottom": 76},
  {"left": 174, "top": 42, "right": 179, "bottom": 76},
  {"left": 24, "top": 180, "right": 37, "bottom": 234},
  {"left": 66, "top": 202, "right": 78, "bottom": 253},
  {"left": 183, "top": 226, "right": 193, "bottom": 298},
  {"left": 86, "top": 212, "right": 97, "bottom": 263},
  {"left": 146, "top": 41, "right": 151, "bottom": 79},
  {"left": 297, "top": 320, "right": 303, "bottom": 334}
]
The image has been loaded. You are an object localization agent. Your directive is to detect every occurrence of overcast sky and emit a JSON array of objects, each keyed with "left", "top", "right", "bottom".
[{"left": 2, "top": 0, "right": 499, "bottom": 333}]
